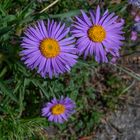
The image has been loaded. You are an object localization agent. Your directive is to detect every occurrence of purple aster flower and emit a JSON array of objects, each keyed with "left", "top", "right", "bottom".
[
  {"left": 72, "top": 6, "right": 124, "bottom": 63},
  {"left": 20, "top": 20, "right": 78, "bottom": 78},
  {"left": 115, "top": 18, "right": 125, "bottom": 25},
  {"left": 133, "top": 22, "right": 140, "bottom": 33},
  {"left": 128, "top": 0, "right": 140, "bottom": 8},
  {"left": 41, "top": 97, "right": 75, "bottom": 123},
  {"left": 134, "top": 15, "right": 140, "bottom": 22},
  {"left": 131, "top": 31, "right": 138, "bottom": 41}
]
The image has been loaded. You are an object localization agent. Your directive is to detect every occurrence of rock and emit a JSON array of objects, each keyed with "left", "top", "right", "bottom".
[{"left": 95, "top": 82, "right": 140, "bottom": 140}]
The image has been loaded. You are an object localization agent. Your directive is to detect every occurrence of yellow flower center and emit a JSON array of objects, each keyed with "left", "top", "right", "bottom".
[
  {"left": 51, "top": 104, "right": 65, "bottom": 115},
  {"left": 40, "top": 38, "right": 60, "bottom": 58},
  {"left": 88, "top": 25, "right": 106, "bottom": 42}
]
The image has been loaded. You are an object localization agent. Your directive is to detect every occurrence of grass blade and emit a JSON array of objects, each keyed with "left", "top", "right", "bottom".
[{"left": 0, "top": 80, "right": 18, "bottom": 103}]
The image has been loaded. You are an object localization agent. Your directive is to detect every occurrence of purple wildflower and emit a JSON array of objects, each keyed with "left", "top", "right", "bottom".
[
  {"left": 135, "top": 15, "right": 140, "bottom": 22},
  {"left": 115, "top": 18, "right": 125, "bottom": 25},
  {"left": 133, "top": 22, "right": 140, "bottom": 33},
  {"left": 72, "top": 6, "right": 124, "bottom": 63},
  {"left": 131, "top": 31, "right": 138, "bottom": 41},
  {"left": 20, "top": 20, "right": 78, "bottom": 78},
  {"left": 128, "top": 0, "right": 140, "bottom": 8},
  {"left": 42, "top": 97, "right": 75, "bottom": 123}
]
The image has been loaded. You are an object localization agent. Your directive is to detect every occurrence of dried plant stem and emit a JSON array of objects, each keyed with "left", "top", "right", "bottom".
[
  {"left": 39, "top": 0, "right": 59, "bottom": 13},
  {"left": 114, "top": 64, "right": 140, "bottom": 81}
]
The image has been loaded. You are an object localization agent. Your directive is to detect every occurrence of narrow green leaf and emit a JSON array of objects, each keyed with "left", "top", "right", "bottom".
[
  {"left": 31, "top": 80, "right": 49, "bottom": 98},
  {"left": 0, "top": 80, "right": 18, "bottom": 102},
  {"left": 0, "top": 27, "right": 12, "bottom": 36},
  {"left": 49, "top": 10, "right": 80, "bottom": 18},
  {"left": 2, "top": 15, "right": 16, "bottom": 23}
]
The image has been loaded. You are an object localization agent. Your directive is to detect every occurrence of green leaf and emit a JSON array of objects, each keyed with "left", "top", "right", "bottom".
[
  {"left": 2, "top": 15, "right": 16, "bottom": 23},
  {"left": 0, "top": 27, "right": 12, "bottom": 36},
  {"left": 0, "top": 80, "right": 18, "bottom": 103},
  {"left": 31, "top": 79, "right": 49, "bottom": 99},
  {"left": 49, "top": 10, "right": 80, "bottom": 18}
]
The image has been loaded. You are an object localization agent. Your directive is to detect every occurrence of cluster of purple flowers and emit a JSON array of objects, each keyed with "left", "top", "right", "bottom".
[
  {"left": 128, "top": 0, "right": 140, "bottom": 8},
  {"left": 130, "top": 7, "right": 140, "bottom": 41},
  {"left": 20, "top": 6, "right": 125, "bottom": 123},
  {"left": 20, "top": 6, "right": 124, "bottom": 79}
]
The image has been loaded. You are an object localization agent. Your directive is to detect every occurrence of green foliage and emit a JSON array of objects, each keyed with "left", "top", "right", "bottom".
[{"left": 0, "top": 0, "right": 132, "bottom": 139}]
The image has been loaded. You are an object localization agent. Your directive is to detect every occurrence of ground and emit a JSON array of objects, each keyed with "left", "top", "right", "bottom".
[{"left": 95, "top": 52, "right": 140, "bottom": 140}]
